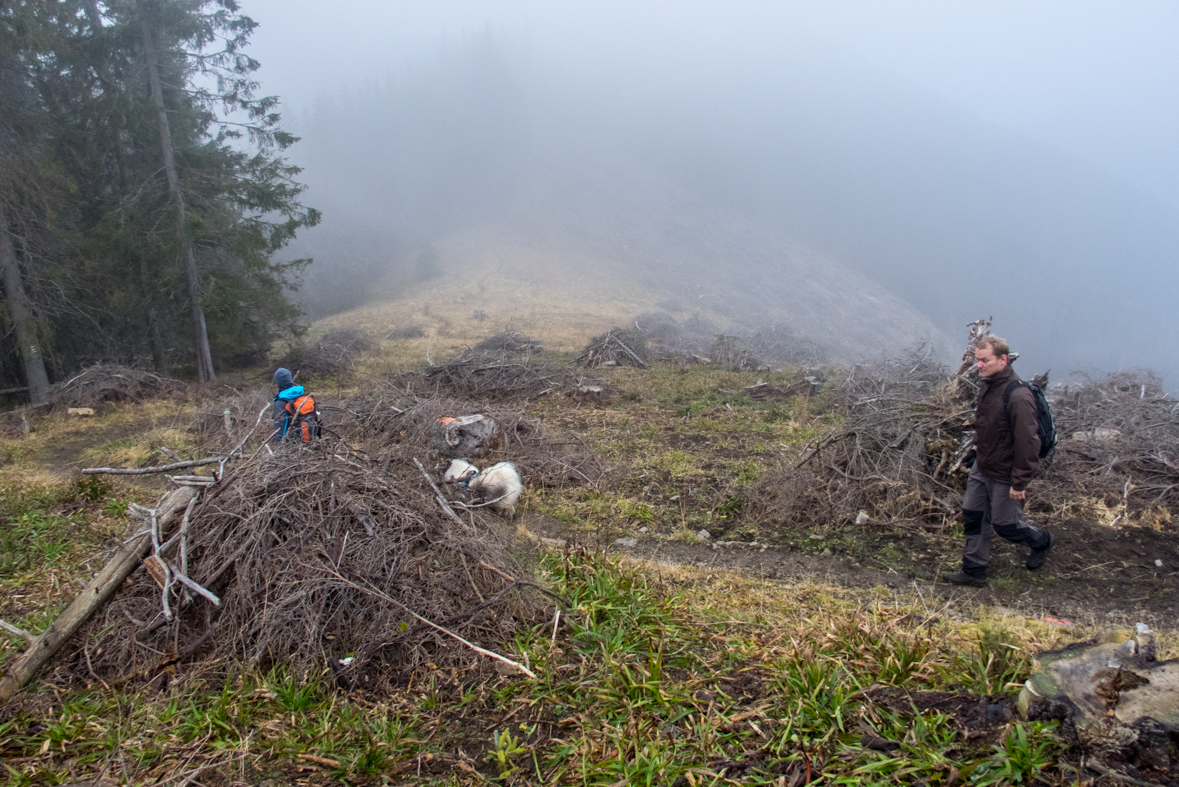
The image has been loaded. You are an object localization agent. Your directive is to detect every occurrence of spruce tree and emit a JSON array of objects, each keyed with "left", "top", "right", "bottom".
[{"left": 0, "top": 0, "right": 317, "bottom": 393}]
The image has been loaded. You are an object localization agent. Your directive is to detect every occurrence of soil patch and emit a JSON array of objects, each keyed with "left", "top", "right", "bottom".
[{"left": 520, "top": 512, "right": 1179, "bottom": 628}]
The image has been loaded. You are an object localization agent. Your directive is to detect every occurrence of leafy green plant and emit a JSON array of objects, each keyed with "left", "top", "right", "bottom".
[
  {"left": 621, "top": 500, "right": 656, "bottom": 523},
  {"left": 71, "top": 475, "right": 112, "bottom": 503},
  {"left": 735, "top": 458, "right": 762, "bottom": 484},
  {"left": 486, "top": 726, "right": 528, "bottom": 777},
  {"left": 267, "top": 667, "right": 323, "bottom": 713},
  {"left": 714, "top": 495, "right": 743, "bottom": 516},
  {"left": 101, "top": 498, "right": 130, "bottom": 517},
  {"left": 957, "top": 624, "right": 1029, "bottom": 695},
  {"left": 970, "top": 722, "right": 1059, "bottom": 785}
]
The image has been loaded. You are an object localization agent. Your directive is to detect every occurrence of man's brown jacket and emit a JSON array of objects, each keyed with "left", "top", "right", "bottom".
[{"left": 973, "top": 365, "right": 1041, "bottom": 491}]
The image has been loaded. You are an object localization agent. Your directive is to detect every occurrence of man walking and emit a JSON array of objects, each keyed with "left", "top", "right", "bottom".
[{"left": 943, "top": 336, "right": 1054, "bottom": 587}]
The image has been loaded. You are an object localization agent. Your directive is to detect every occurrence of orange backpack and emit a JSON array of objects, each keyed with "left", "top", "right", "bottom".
[{"left": 284, "top": 394, "right": 321, "bottom": 442}]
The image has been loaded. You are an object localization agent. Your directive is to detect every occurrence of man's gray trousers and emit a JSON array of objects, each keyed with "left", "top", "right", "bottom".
[{"left": 961, "top": 467, "right": 1051, "bottom": 578}]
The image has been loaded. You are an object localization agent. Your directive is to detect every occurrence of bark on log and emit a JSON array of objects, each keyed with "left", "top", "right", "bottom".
[
  {"left": 0, "top": 485, "right": 199, "bottom": 704},
  {"left": 81, "top": 456, "right": 224, "bottom": 475}
]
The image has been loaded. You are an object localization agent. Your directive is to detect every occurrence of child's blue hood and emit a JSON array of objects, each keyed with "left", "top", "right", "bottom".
[{"left": 275, "top": 385, "right": 305, "bottom": 401}]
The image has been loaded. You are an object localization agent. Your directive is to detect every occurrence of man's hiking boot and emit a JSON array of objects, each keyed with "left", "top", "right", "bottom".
[
  {"left": 941, "top": 570, "right": 987, "bottom": 588},
  {"left": 1026, "top": 532, "right": 1054, "bottom": 570}
]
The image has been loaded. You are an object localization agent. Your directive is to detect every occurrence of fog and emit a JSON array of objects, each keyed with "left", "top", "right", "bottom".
[{"left": 244, "top": 1, "right": 1179, "bottom": 379}]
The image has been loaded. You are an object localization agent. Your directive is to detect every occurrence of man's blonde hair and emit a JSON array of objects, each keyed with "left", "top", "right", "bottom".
[{"left": 977, "top": 335, "right": 1010, "bottom": 358}]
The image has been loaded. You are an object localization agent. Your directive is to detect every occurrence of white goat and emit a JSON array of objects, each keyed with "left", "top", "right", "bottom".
[
  {"left": 442, "top": 458, "right": 479, "bottom": 484},
  {"left": 466, "top": 461, "right": 523, "bottom": 518}
]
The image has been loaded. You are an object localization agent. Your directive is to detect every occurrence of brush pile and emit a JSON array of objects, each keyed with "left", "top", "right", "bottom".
[
  {"left": 743, "top": 344, "right": 968, "bottom": 530},
  {"left": 470, "top": 331, "right": 542, "bottom": 354},
  {"left": 743, "top": 326, "right": 1179, "bottom": 534},
  {"left": 632, "top": 313, "right": 828, "bottom": 368},
  {"left": 748, "top": 323, "right": 827, "bottom": 366},
  {"left": 576, "top": 328, "right": 648, "bottom": 369},
  {"left": 46, "top": 364, "right": 182, "bottom": 410},
  {"left": 334, "top": 385, "right": 604, "bottom": 490},
  {"left": 75, "top": 441, "right": 549, "bottom": 688},
  {"left": 709, "top": 335, "right": 761, "bottom": 371},
  {"left": 290, "top": 329, "right": 377, "bottom": 379},
  {"left": 189, "top": 388, "right": 273, "bottom": 446},
  {"left": 410, "top": 332, "right": 585, "bottom": 402},
  {"left": 1038, "top": 371, "right": 1179, "bottom": 526},
  {"left": 632, "top": 312, "right": 719, "bottom": 361}
]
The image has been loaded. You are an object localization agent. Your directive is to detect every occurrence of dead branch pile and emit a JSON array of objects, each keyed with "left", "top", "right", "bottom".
[
  {"left": 334, "top": 386, "right": 604, "bottom": 490},
  {"left": 409, "top": 333, "right": 586, "bottom": 402},
  {"left": 470, "top": 331, "right": 543, "bottom": 354},
  {"left": 744, "top": 344, "right": 1179, "bottom": 533},
  {"left": 46, "top": 364, "right": 183, "bottom": 410},
  {"left": 576, "top": 328, "right": 648, "bottom": 369},
  {"left": 742, "top": 375, "right": 820, "bottom": 402},
  {"left": 709, "top": 335, "right": 761, "bottom": 371},
  {"left": 632, "top": 312, "right": 719, "bottom": 360},
  {"left": 743, "top": 351, "right": 969, "bottom": 530},
  {"left": 74, "top": 444, "right": 549, "bottom": 687},
  {"left": 632, "top": 313, "right": 827, "bottom": 368},
  {"left": 1038, "top": 371, "right": 1179, "bottom": 526},
  {"left": 748, "top": 323, "right": 827, "bottom": 366},
  {"left": 189, "top": 389, "right": 273, "bottom": 449},
  {"left": 286, "top": 329, "right": 377, "bottom": 379}
]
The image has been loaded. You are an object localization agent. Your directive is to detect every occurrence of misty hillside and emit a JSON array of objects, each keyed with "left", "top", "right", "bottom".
[
  {"left": 283, "top": 34, "right": 1179, "bottom": 379},
  {"left": 320, "top": 161, "right": 947, "bottom": 360}
]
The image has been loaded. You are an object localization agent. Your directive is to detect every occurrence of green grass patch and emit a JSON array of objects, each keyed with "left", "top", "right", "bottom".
[{"left": 0, "top": 546, "right": 1098, "bottom": 785}]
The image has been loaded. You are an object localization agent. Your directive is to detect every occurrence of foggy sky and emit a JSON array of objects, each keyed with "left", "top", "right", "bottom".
[
  {"left": 234, "top": 1, "right": 1179, "bottom": 382},
  {"left": 247, "top": 1, "right": 1179, "bottom": 209}
]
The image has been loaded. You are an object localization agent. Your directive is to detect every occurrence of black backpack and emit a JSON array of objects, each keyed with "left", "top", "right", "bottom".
[{"left": 1003, "top": 380, "right": 1057, "bottom": 459}]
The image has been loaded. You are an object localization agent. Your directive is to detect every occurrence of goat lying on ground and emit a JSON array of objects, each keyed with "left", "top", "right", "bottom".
[{"left": 466, "top": 461, "right": 523, "bottom": 519}]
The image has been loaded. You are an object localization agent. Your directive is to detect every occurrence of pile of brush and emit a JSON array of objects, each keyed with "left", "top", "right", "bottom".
[
  {"left": 708, "top": 335, "right": 761, "bottom": 371},
  {"left": 743, "top": 344, "right": 970, "bottom": 530},
  {"left": 1038, "top": 371, "right": 1179, "bottom": 527},
  {"left": 410, "top": 332, "right": 584, "bottom": 402},
  {"left": 333, "top": 386, "right": 604, "bottom": 490},
  {"left": 282, "top": 329, "right": 377, "bottom": 381},
  {"left": 75, "top": 441, "right": 551, "bottom": 689},
  {"left": 632, "top": 312, "right": 719, "bottom": 362},
  {"left": 748, "top": 323, "right": 827, "bottom": 366},
  {"left": 742, "top": 324, "right": 1179, "bottom": 534},
  {"left": 576, "top": 328, "right": 648, "bottom": 369},
  {"left": 46, "top": 364, "right": 182, "bottom": 410}
]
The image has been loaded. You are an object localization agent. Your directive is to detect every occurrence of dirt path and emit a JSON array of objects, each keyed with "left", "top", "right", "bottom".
[{"left": 519, "top": 512, "right": 1179, "bottom": 630}]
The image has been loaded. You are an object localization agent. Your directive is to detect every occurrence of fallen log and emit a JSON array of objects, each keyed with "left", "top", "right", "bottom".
[{"left": 0, "top": 485, "right": 199, "bottom": 704}]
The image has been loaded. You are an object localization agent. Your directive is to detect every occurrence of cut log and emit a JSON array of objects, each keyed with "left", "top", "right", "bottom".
[{"left": 0, "top": 485, "right": 198, "bottom": 704}]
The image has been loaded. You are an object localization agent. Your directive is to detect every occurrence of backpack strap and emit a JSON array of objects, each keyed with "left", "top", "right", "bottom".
[{"left": 1002, "top": 379, "right": 1025, "bottom": 410}]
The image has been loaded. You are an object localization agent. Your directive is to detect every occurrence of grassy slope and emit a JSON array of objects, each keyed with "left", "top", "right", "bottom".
[
  {"left": 305, "top": 221, "right": 950, "bottom": 365},
  {"left": 0, "top": 330, "right": 1174, "bottom": 785}
]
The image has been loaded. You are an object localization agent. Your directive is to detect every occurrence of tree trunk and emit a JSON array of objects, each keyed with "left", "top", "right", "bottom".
[
  {"left": 138, "top": 1, "right": 215, "bottom": 383},
  {"left": 0, "top": 210, "right": 51, "bottom": 407}
]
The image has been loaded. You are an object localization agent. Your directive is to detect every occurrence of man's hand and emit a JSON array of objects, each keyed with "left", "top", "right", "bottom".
[{"left": 1009, "top": 488, "right": 1027, "bottom": 501}]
